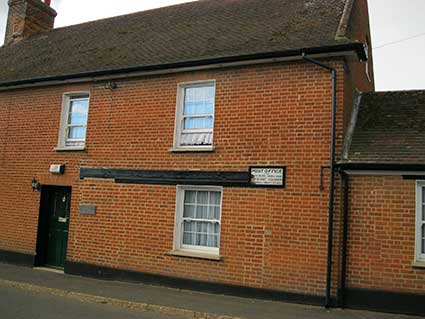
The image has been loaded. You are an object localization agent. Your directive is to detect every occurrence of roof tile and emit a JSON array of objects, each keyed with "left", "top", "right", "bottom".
[
  {"left": 344, "top": 90, "right": 425, "bottom": 164},
  {"left": 0, "top": 0, "right": 352, "bottom": 85}
]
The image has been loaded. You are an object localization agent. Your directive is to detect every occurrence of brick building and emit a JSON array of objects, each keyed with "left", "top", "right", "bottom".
[{"left": 0, "top": 0, "right": 423, "bottom": 316}]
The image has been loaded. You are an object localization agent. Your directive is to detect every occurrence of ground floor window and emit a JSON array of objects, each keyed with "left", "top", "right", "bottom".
[
  {"left": 416, "top": 181, "right": 425, "bottom": 262},
  {"left": 174, "top": 186, "right": 222, "bottom": 255}
]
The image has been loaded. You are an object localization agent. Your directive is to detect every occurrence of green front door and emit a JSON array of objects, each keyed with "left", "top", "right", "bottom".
[{"left": 45, "top": 188, "right": 71, "bottom": 269}]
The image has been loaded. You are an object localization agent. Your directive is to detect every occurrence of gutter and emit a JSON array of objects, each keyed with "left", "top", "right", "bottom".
[
  {"left": 301, "top": 53, "right": 337, "bottom": 308},
  {"left": 337, "top": 163, "right": 425, "bottom": 172},
  {"left": 0, "top": 42, "right": 366, "bottom": 90}
]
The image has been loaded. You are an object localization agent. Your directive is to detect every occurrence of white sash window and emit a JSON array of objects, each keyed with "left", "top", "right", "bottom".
[
  {"left": 57, "top": 92, "right": 90, "bottom": 150},
  {"left": 174, "top": 81, "right": 216, "bottom": 150},
  {"left": 174, "top": 186, "right": 222, "bottom": 255}
]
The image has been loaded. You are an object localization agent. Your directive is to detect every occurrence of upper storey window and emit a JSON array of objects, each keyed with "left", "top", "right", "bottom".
[
  {"left": 57, "top": 93, "right": 90, "bottom": 151},
  {"left": 174, "top": 81, "right": 216, "bottom": 150}
]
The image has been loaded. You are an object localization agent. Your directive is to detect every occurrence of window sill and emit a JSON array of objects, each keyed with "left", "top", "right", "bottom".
[
  {"left": 169, "top": 146, "right": 215, "bottom": 153},
  {"left": 412, "top": 261, "right": 425, "bottom": 268},
  {"left": 55, "top": 146, "right": 86, "bottom": 152},
  {"left": 166, "top": 250, "right": 222, "bottom": 261}
]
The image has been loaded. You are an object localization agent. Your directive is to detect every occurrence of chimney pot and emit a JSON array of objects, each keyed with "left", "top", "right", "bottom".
[{"left": 45, "top": 0, "right": 51, "bottom": 6}]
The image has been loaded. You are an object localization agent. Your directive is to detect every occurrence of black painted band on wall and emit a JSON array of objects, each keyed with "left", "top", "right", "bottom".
[
  {"left": 0, "top": 249, "right": 34, "bottom": 267},
  {"left": 80, "top": 168, "right": 251, "bottom": 187},
  {"left": 64, "top": 260, "right": 324, "bottom": 306},
  {"left": 345, "top": 288, "right": 425, "bottom": 316}
]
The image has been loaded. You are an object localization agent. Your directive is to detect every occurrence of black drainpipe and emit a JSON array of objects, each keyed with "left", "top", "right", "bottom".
[
  {"left": 338, "top": 172, "right": 350, "bottom": 307},
  {"left": 302, "top": 53, "right": 337, "bottom": 308}
]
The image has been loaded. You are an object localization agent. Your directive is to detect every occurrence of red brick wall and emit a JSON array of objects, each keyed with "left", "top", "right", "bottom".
[
  {"left": 0, "top": 60, "right": 347, "bottom": 296},
  {"left": 0, "top": 84, "right": 90, "bottom": 253},
  {"left": 346, "top": 176, "right": 425, "bottom": 294}
]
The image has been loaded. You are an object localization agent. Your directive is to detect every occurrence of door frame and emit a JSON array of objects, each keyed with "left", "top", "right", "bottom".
[{"left": 35, "top": 185, "right": 72, "bottom": 267}]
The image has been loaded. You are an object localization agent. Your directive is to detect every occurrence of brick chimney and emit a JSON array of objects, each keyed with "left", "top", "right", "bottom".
[{"left": 4, "top": 0, "right": 57, "bottom": 45}]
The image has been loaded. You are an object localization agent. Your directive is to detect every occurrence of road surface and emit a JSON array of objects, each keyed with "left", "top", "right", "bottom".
[{"left": 0, "top": 285, "right": 179, "bottom": 319}]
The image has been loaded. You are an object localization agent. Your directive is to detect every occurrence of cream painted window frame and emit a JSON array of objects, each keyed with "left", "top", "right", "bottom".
[
  {"left": 173, "top": 185, "right": 223, "bottom": 256},
  {"left": 173, "top": 80, "right": 216, "bottom": 150},
  {"left": 416, "top": 181, "right": 425, "bottom": 262},
  {"left": 56, "top": 92, "right": 90, "bottom": 151}
]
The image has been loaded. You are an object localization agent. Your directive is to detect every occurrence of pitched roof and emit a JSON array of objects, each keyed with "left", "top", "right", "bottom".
[
  {"left": 0, "top": 0, "right": 362, "bottom": 87},
  {"left": 342, "top": 90, "right": 425, "bottom": 165}
]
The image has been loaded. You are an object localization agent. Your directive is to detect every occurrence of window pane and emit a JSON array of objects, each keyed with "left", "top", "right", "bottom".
[
  {"left": 185, "top": 87, "right": 195, "bottom": 101},
  {"left": 194, "top": 87, "right": 203, "bottom": 101},
  {"left": 210, "top": 192, "right": 221, "bottom": 205},
  {"left": 183, "top": 86, "right": 215, "bottom": 116},
  {"left": 206, "top": 86, "right": 215, "bottom": 99},
  {"left": 422, "top": 187, "right": 425, "bottom": 220},
  {"left": 180, "top": 132, "right": 212, "bottom": 146},
  {"left": 196, "top": 191, "right": 208, "bottom": 204},
  {"left": 196, "top": 204, "right": 208, "bottom": 219},
  {"left": 184, "top": 191, "right": 196, "bottom": 204},
  {"left": 423, "top": 204, "right": 425, "bottom": 222},
  {"left": 422, "top": 224, "right": 425, "bottom": 254},
  {"left": 183, "top": 221, "right": 219, "bottom": 247},
  {"left": 183, "top": 204, "right": 196, "bottom": 218},
  {"left": 211, "top": 205, "right": 221, "bottom": 220},
  {"left": 68, "top": 113, "right": 88, "bottom": 125},
  {"left": 69, "top": 98, "right": 89, "bottom": 114},
  {"left": 423, "top": 237, "right": 425, "bottom": 254},
  {"left": 184, "top": 101, "right": 214, "bottom": 116},
  {"left": 183, "top": 220, "right": 196, "bottom": 245},
  {"left": 204, "top": 101, "right": 214, "bottom": 114},
  {"left": 183, "top": 101, "right": 197, "bottom": 115},
  {"left": 184, "top": 117, "right": 213, "bottom": 130},
  {"left": 68, "top": 126, "right": 86, "bottom": 139}
]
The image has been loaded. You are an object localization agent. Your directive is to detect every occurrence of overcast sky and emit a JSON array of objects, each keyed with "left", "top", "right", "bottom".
[{"left": 0, "top": 0, "right": 424, "bottom": 91}]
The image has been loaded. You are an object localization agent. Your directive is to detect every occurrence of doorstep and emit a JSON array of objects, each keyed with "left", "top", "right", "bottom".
[{"left": 34, "top": 266, "right": 64, "bottom": 274}]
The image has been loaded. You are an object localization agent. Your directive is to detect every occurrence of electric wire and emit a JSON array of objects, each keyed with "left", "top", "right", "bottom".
[{"left": 373, "top": 31, "right": 425, "bottom": 50}]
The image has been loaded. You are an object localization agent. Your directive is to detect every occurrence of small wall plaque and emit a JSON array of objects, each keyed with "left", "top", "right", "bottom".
[
  {"left": 249, "top": 166, "right": 286, "bottom": 188},
  {"left": 80, "top": 204, "right": 96, "bottom": 215},
  {"left": 50, "top": 164, "right": 65, "bottom": 174}
]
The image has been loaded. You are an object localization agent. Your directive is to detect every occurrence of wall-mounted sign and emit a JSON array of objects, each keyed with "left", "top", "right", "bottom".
[
  {"left": 249, "top": 166, "right": 286, "bottom": 188},
  {"left": 50, "top": 164, "right": 65, "bottom": 174},
  {"left": 80, "top": 205, "right": 96, "bottom": 215}
]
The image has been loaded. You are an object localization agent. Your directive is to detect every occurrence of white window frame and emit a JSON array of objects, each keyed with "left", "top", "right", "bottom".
[
  {"left": 173, "top": 185, "right": 223, "bottom": 256},
  {"left": 57, "top": 92, "right": 90, "bottom": 151},
  {"left": 173, "top": 80, "right": 216, "bottom": 150},
  {"left": 415, "top": 181, "right": 425, "bottom": 262}
]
